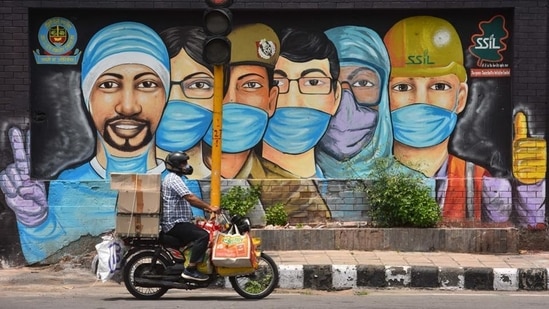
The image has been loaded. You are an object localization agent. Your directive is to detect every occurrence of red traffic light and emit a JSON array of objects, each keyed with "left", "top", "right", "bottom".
[{"left": 205, "top": 0, "right": 233, "bottom": 8}]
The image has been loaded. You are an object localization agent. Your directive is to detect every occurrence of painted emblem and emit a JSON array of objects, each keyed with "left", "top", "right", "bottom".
[
  {"left": 33, "top": 17, "right": 81, "bottom": 65},
  {"left": 468, "top": 15, "right": 510, "bottom": 77},
  {"left": 257, "top": 39, "right": 276, "bottom": 60}
]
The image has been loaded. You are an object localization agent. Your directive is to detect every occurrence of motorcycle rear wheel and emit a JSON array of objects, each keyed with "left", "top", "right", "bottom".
[
  {"left": 123, "top": 251, "right": 170, "bottom": 300},
  {"left": 229, "top": 252, "right": 279, "bottom": 299}
]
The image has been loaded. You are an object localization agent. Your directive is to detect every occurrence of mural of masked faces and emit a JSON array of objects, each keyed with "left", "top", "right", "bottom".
[
  {"left": 226, "top": 65, "right": 277, "bottom": 116},
  {"left": 274, "top": 56, "right": 340, "bottom": 112},
  {"left": 168, "top": 49, "right": 214, "bottom": 110},
  {"left": 202, "top": 64, "right": 277, "bottom": 178},
  {"left": 389, "top": 74, "right": 467, "bottom": 149},
  {"left": 89, "top": 63, "right": 166, "bottom": 155},
  {"left": 203, "top": 64, "right": 277, "bottom": 156},
  {"left": 266, "top": 56, "right": 340, "bottom": 156},
  {"left": 389, "top": 74, "right": 466, "bottom": 111},
  {"left": 339, "top": 66, "right": 381, "bottom": 106},
  {"left": 155, "top": 47, "right": 214, "bottom": 168}
]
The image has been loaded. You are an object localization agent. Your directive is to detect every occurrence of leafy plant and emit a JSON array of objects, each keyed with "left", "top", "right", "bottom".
[
  {"left": 265, "top": 202, "right": 288, "bottom": 226},
  {"left": 243, "top": 273, "right": 273, "bottom": 294},
  {"left": 221, "top": 185, "right": 261, "bottom": 217},
  {"left": 364, "top": 158, "right": 441, "bottom": 228}
]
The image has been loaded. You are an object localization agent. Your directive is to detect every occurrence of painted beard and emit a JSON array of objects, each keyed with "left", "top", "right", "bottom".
[{"left": 102, "top": 117, "right": 153, "bottom": 152}]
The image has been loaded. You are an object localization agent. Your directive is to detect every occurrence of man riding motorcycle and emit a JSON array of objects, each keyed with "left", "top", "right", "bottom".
[{"left": 161, "top": 151, "right": 219, "bottom": 281}]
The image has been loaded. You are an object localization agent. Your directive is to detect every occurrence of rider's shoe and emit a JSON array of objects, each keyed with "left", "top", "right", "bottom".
[{"left": 181, "top": 267, "right": 208, "bottom": 281}]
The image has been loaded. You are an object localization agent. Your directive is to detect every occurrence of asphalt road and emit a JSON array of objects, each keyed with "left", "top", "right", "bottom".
[
  {"left": 2, "top": 264, "right": 549, "bottom": 309},
  {"left": 2, "top": 281, "right": 549, "bottom": 309}
]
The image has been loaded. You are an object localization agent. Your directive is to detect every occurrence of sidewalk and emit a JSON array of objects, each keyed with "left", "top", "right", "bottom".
[{"left": 1, "top": 250, "right": 549, "bottom": 292}]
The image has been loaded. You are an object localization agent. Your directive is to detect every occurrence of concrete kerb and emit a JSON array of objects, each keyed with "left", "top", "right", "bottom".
[{"left": 276, "top": 264, "right": 549, "bottom": 291}]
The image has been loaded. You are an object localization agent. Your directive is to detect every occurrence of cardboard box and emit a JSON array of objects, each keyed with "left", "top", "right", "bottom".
[
  {"left": 110, "top": 173, "right": 161, "bottom": 191},
  {"left": 116, "top": 190, "right": 161, "bottom": 214},
  {"left": 111, "top": 173, "right": 162, "bottom": 214},
  {"left": 116, "top": 214, "right": 160, "bottom": 237}
]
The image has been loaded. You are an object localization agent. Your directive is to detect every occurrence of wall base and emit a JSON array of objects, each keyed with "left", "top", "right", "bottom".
[{"left": 251, "top": 228, "right": 519, "bottom": 253}]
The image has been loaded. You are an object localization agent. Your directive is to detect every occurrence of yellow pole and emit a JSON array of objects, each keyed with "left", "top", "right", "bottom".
[{"left": 210, "top": 64, "right": 223, "bottom": 208}]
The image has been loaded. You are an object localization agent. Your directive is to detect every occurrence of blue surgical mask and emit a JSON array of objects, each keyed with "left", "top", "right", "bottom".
[
  {"left": 99, "top": 135, "right": 150, "bottom": 177},
  {"left": 391, "top": 103, "right": 457, "bottom": 148},
  {"left": 156, "top": 100, "right": 212, "bottom": 152},
  {"left": 203, "top": 103, "right": 268, "bottom": 153},
  {"left": 264, "top": 107, "right": 331, "bottom": 154}
]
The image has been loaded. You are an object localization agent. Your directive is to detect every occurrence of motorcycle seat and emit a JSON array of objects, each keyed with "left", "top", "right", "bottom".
[{"left": 159, "top": 232, "right": 185, "bottom": 248}]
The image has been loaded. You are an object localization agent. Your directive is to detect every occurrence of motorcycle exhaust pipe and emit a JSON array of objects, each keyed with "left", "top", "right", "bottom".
[{"left": 134, "top": 277, "right": 191, "bottom": 289}]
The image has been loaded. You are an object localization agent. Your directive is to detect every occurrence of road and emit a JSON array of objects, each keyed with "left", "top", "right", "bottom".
[
  {"left": 2, "top": 284, "right": 549, "bottom": 309},
  {"left": 2, "top": 265, "right": 549, "bottom": 309}
]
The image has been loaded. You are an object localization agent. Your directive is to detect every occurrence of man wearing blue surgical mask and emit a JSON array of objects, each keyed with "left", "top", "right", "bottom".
[
  {"left": 263, "top": 28, "right": 341, "bottom": 179},
  {"left": 156, "top": 26, "right": 219, "bottom": 218},
  {"left": 202, "top": 23, "right": 279, "bottom": 180},
  {"left": 201, "top": 23, "right": 280, "bottom": 226},
  {"left": 385, "top": 16, "right": 491, "bottom": 222},
  {"left": 255, "top": 28, "right": 340, "bottom": 221},
  {"left": 0, "top": 21, "right": 171, "bottom": 263},
  {"left": 383, "top": 16, "right": 548, "bottom": 228},
  {"left": 157, "top": 26, "right": 214, "bottom": 180}
]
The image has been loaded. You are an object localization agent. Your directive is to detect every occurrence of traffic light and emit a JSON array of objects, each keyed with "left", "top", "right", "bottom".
[{"left": 203, "top": 0, "right": 233, "bottom": 65}]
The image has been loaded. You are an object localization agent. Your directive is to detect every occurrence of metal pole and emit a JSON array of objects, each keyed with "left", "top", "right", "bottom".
[{"left": 210, "top": 64, "right": 223, "bottom": 207}]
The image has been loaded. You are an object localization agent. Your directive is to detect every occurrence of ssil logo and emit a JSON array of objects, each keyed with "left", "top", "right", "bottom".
[{"left": 468, "top": 15, "right": 509, "bottom": 67}]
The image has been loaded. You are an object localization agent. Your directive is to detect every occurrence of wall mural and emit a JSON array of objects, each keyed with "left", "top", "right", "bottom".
[{"left": 0, "top": 8, "right": 545, "bottom": 265}]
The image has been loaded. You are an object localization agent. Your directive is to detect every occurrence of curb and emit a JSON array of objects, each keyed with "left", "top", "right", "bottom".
[{"left": 274, "top": 265, "right": 549, "bottom": 291}]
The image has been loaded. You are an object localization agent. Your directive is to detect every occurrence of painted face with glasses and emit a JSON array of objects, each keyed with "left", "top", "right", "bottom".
[
  {"left": 338, "top": 66, "right": 381, "bottom": 107},
  {"left": 263, "top": 56, "right": 340, "bottom": 155},
  {"left": 156, "top": 48, "right": 214, "bottom": 153}
]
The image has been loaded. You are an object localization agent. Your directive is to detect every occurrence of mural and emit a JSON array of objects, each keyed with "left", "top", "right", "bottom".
[{"left": 0, "top": 8, "right": 545, "bottom": 265}]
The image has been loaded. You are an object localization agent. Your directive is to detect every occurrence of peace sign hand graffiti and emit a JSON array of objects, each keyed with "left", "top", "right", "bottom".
[{"left": 0, "top": 127, "right": 48, "bottom": 227}]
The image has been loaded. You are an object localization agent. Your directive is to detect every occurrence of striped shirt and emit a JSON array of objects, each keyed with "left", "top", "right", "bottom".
[{"left": 161, "top": 172, "right": 193, "bottom": 233}]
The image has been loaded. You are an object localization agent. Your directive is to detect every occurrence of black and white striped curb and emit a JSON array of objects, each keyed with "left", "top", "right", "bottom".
[{"left": 268, "top": 265, "right": 549, "bottom": 291}]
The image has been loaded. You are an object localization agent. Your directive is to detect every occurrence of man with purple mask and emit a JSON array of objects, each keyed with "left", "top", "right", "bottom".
[{"left": 316, "top": 25, "right": 411, "bottom": 178}]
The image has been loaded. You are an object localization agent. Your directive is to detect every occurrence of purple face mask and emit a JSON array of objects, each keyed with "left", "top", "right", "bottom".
[{"left": 318, "top": 89, "right": 378, "bottom": 161}]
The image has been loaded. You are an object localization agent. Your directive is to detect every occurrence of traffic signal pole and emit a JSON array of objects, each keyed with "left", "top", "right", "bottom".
[
  {"left": 210, "top": 64, "right": 224, "bottom": 208},
  {"left": 203, "top": 0, "right": 232, "bottom": 209}
]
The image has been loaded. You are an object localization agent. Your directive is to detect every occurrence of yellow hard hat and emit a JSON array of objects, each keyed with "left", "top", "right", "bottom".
[{"left": 384, "top": 16, "right": 467, "bottom": 82}]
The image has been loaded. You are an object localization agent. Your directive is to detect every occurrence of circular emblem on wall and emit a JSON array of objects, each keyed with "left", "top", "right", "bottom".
[{"left": 37, "top": 17, "right": 77, "bottom": 56}]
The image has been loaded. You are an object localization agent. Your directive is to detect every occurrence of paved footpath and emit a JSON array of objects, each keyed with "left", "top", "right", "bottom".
[{"left": 1, "top": 250, "right": 549, "bottom": 292}]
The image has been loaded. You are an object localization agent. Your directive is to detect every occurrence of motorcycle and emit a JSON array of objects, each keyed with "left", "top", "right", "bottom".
[{"left": 119, "top": 213, "right": 279, "bottom": 300}]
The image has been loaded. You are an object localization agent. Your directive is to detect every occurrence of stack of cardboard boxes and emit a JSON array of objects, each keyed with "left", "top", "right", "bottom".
[{"left": 111, "top": 173, "right": 162, "bottom": 237}]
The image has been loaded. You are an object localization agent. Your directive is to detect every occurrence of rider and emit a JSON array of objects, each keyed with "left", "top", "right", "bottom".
[{"left": 161, "top": 151, "right": 219, "bottom": 281}]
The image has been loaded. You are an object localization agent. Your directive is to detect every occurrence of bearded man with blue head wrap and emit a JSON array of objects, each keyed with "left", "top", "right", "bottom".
[{"left": 12, "top": 21, "right": 171, "bottom": 263}]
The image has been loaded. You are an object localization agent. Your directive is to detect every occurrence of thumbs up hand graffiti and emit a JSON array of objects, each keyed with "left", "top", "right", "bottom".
[
  {"left": 0, "top": 127, "right": 48, "bottom": 227},
  {"left": 512, "top": 111, "right": 547, "bottom": 185}
]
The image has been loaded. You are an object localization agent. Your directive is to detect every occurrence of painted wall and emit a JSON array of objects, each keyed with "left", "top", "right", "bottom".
[{"left": 0, "top": 1, "right": 547, "bottom": 266}]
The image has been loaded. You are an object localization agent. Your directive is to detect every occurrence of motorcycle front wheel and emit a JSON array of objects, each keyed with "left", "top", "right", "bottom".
[
  {"left": 123, "top": 251, "right": 170, "bottom": 300},
  {"left": 229, "top": 252, "right": 279, "bottom": 299}
]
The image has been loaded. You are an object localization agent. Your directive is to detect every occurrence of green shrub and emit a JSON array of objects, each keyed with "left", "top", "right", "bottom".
[
  {"left": 364, "top": 158, "right": 441, "bottom": 228},
  {"left": 265, "top": 202, "right": 288, "bottom": 226},
  {"left": 220, "top": 185, "right": 261, "bottom": 217}
]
